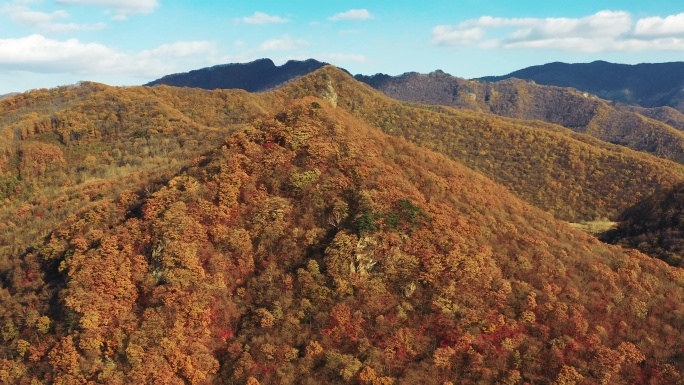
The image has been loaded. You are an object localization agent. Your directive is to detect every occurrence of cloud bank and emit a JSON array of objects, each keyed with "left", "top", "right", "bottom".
[
  {"left": 240, "top": 11, "right": 288, "bottom": 25},
  {"left": 635, "top": 13, "right": 684, "bottom": 36},
  {"left": 0, "top": 3, "right": 106, "bottom": 32},
  {"left": 433, "top": 10, "right": 684, "bottom": 52},
  {"left": 329, "top": 9, "right": 373, "bottom": 21},
  {"left": 0, "top": 34, "right": 217, "bottom": 77}
]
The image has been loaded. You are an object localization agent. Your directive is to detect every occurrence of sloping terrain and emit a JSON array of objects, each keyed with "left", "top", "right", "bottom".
[
  {"left": 0, "top": 82, "right": 279, "bottom": 260},
  {"left": 145, "top": 58, "right": 328, "bottom": 92},
  {"left": 2, "top": 67, "right": 682, "bottom": 252},
  {"left": 2, "top": 93, "right": 684, "bottom": 384},
  {"left": 602, "top": 183, "right": 684, "bottom": 267},
  {"left": 357, "top": 70, "right": 684, "bottom": 162},
  {"left": 618, "top": 104, "right": 684, "bottom": 131},
  {"left": 144, "top": 59, "right": 684, "bottom": 162},
  {"left": 478, "top": 60, "right": 684, "bottom": 113},
  {"left": 286, "top": 67, "right": 684, "bottom": 222}
]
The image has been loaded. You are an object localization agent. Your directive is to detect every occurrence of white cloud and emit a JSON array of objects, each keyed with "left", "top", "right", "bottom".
[
  {"left": 635, "top": 13, "right": 684, "bottom": 36},
  {"left": 55, "top": 0, "right": 159, "bottom": 20},
  {"left": 329, "top": 9, "right": 373, "bottom": 21},
  {"left": 0, "top": 34, "right": 218, "bottom": 77},
  {"left": 240, "top": 11, "right": 288, "bottom": 25},
  {"left": 458, "top": 16, "right": 537, "bottom": 29},
  {"left": 456, "top": 11, "right": 632, "bottom": 38},
  {"left": 432, "top": 26, "right": 483, "bottom": 45},
  {"left": 0, "top": 4, "right": 107, "bottom": 32},
  {"left": 0, "top": 34, "right": 117, "bottom": 72},
  {"left": 433, "top": 10, "right": 684, "bottom": 52},
  {"left": 503, "top": 37, "right": 684, "bottom": 52},
  {"left": 521, "top": 11, "right": 631, "bottom": 39},
  {"left": 259, "top": 35, "right": 309, "bottom": 51}
]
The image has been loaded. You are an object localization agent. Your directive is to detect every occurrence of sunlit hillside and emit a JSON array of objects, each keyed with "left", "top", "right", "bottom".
[
  {"left": 357, "top": 70, "right": 684, "bottom": 162},
  {"left": 2, "top": 89, "right": 684, "bottom": 383},
  {"left": 282, "top": 67, "right": 684, "bottom": 222}
]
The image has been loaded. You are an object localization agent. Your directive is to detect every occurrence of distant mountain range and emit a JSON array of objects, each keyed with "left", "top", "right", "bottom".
[
  {"left": 0, "top": 92, "right": 19, "bottom": 100},
  {"left": 478, "top": 60, "right": 684, "bottom": 112},
  {"left": 353, "top": 70, "right": 684, "bottom": 163},
  {"left": 145, "top": 58, "right": 328, "bottom": 92},
  {"left": 146, "top": 59, "right": 684, "bottom": 114},
  {"left": 144, "top": 59, "right": 684, "bottom": 164}
]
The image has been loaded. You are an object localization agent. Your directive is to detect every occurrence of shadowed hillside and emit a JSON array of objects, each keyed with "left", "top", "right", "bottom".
[
  {"left": 145, "top": 58, "right": 328, "bottom": 92},
  {"left": 2, "top": 92, "right": 684, "bottom": 383},
  {"left": 602, "top": 183, "right": 684, "bottom": 267}
]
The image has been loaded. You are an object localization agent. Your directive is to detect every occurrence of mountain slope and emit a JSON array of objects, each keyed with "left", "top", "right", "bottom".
[
  {"left": 618, "top": 104, "right": 684, "bottom": 131},
  {"left": 144, "top": 59, "right": 684, "bottom": 161},
  {"left": 2, "top": 95, "right": 684, "bottom": 384},
  {"left": 2, "top": 67, "right": 682, "bottom": 254},
  {"left": 145, "top": 58, "right": 328, "bottom": 92},
  {"left": 601, "top": 183, "right": 684, "bottom": 267},
  {"left": 286, "top": 67, "right": 684, "bottom": 222},
  {"left": 357, "top": 70, "right": 684, "bottom": 162},
  {"left": 0, "top": 81, "right": 280, "bottom": 261},
  {"left": 478, "top": 60, "right": 684, "bottom": 113}
]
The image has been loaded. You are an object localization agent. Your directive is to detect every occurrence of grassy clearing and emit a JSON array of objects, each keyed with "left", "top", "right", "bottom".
[{"left": 569, "top": 220, "right": 617, "bottom": 235}]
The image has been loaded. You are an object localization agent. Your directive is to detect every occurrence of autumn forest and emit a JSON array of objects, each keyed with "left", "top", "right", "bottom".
[{"left": 1, "top": 64, "right": 684, "bottom": 384}]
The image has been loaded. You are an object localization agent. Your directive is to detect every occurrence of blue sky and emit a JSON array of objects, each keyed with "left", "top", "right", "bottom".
[{"left": 1, "top": 0, "right": 684, "bottom": 94}]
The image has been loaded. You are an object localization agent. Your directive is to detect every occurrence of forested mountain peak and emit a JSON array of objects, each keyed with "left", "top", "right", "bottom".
[
  {"left": 281, "top": 66, "right": 684, "bottom": 222},
  {"left": 2, "top": 64, "right": 684, "bottom": 383}
]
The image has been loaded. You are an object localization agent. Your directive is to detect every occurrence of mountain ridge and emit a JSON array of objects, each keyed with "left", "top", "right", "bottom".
[
  {"left": 145, "top": 58, "right": 329, "bottom": 92},
  {"left": 477, "top": 60, "right": 684, "bottom": 112},
  {"left": 144, "top": 59, "right": 684, "bottom": 162},
  {"left": 280, "top": 66, "right": 684, "bottom": 221},
  {"left": 146, "top": 58, "right": 684, "bottom": 113},
  {"left": 353, "top": 69, "right": 684, "bottom": 163}
]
